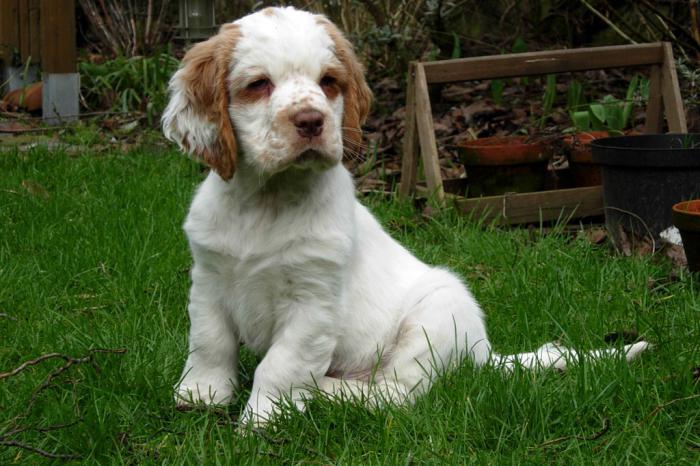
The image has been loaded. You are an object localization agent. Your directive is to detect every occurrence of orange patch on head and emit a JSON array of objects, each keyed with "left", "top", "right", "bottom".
[
  {"left": 177, "top": 23, "right": 241, "bottom": 180},
  {"left": 319, "top": 69, "right": 343, "bottom": 100},
  {"left": 316, "top": 17, "right": 373, "bottom": 157},
  {"left": 235, "top": 77, "right": 274, "bottom": 104}
]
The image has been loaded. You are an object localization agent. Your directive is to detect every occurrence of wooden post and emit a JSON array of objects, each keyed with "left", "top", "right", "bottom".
[
  {"left": 414, "top": 63, "right": 444, "bottom": 201},
  {"left": 40, "top": 0, "right": 75, "bottom": 73},
  {"left": 40, "top": 0, "right": 78, "bottom": 123},
  {"left": 0, "top": 0, "right": 20, "bottom": 64},
  {"left": 398, "top": 62, "right": 420, "bottom": 198},
  {"left": 660, "top": 42, "right": 687, "bottom": 133}
]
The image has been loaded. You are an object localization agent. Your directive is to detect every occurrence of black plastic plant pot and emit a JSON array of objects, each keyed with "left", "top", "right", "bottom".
[{"left": 590, "top": 134, "right": 700, "bottom": 246}]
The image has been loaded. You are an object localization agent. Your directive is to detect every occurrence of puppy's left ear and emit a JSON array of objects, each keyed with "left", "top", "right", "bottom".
[
  {"left": 318, "top": 18, "right": 373, "bottom": 155},
  {"left": 162, "top": 23, "right": 240, "bottom": 180}
]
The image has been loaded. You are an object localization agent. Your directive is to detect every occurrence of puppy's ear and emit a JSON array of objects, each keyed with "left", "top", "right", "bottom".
[
  {"left": 318, "top": 18, "right": 373, "bottom": 155},
  {"left": 162, "top": 24, "right": 240, "bottom": 180}
]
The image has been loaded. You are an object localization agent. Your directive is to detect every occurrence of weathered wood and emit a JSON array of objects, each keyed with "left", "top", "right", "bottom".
[
  {"left": 0, "top": 0, "right": 20, "bottom": 62},
  {"left": 18, "top": 0, "right": 31, "bottom": 62},
  {"left": 421, "top": 43, "right": 665, "bottom": 84},
  {"left": 645, "top": 65, "right": 663, "bottom": 133},
  {"left": 28, "top": 0, "right": 39, "bottom": 62},
  {"left": 414, "top": 63, "right": 444, "bottom": 200},
  {"left": 402, "top": 42, "right": 686, "bottom": 221},
  {"left": 39, "top": 0, "right": 75, "bottom": 73},
  {"left": 453, "top": 186, "right": 604, "bottom": 225},
  {"left": 660, "top": 42, "right": 687, "bottom": 133},
  {"left": 399, "top": 62, "right": 420, "bottom": 198}
]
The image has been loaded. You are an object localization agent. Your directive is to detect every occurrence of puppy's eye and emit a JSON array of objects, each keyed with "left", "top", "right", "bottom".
[
  {"left": 247, "top": 78, "right": 271, "bottom": 90},
  {"left": 320, "top": 75, "right": 337, "bottom": 87}
]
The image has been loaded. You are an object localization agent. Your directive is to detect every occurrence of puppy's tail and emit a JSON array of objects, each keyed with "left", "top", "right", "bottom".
[{"left": 489, "top": 340, "right": 650, "bottom": 372}]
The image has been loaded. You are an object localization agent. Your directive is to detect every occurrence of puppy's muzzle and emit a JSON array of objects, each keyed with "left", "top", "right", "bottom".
[{"left": 293, "top": 110, "right": 324, "bottom": 138}]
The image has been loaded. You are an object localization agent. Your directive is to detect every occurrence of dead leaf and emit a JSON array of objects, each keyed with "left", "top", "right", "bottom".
[
  {"left": 581, "top": 227, "right": 607, "bottom": 245},
  {"left": 21, "top": 180, "right": 50, "bottom": 199},
  {"left": 664, "top": 244, "right": 688, "bottom": 269}
]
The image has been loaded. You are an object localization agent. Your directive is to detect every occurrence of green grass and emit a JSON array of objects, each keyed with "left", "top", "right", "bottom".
[{"left": 0, "top": 141, "right": 698, "bottom": 464}]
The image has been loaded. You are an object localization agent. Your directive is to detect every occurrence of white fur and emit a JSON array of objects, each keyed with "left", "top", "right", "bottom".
[{"left": 163, "top": 7, "right": 648, "bottom": 425}]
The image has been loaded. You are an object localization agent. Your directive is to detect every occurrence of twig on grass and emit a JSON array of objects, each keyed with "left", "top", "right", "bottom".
[
  {"left": 0, "top": 349, "right": 126, "bottom": 460},
  {"left": 0, "top": 439, "right": 81, "bottom": 460},
  {"left": 0, "top": 312, "right": 17, "bottom": 321},
  {"left": 0, "top": 420, "right": 86, "bottom": 462},
  {"left": 640, "top": 394, "right": 700, "bottom": 424},
  {"left": 530, "top": 417, "right": 610, "bottom": 450},
  {"left": 0, "top": 348, "right": 127, "bottom": 381}
]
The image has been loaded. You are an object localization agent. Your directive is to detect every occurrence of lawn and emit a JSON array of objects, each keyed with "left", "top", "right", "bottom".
[{"left": 0, "top": 138, "right": 698, "bottom": 464}]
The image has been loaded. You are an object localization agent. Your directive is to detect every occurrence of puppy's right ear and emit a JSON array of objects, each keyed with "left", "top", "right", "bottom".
[{"left": 162, "top": 24, "right": 240, "bottom": 180}]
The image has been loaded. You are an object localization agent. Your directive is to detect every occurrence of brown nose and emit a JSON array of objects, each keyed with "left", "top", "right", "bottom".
[{"left": 293, "top": 110, "right": 324, "bottom": 138}]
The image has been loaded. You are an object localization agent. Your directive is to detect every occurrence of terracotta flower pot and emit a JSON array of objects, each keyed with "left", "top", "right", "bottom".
[
  {"left": 563, "top": 131, "right": 609, "bottom": 187},
  {"left": 458, "top": 136, "right": 549, "bottom": 197},
  {"left": 2, "top": 82, "right": 42, "bottom": 112},
  {"left": 672, "top": 199, "right": 700, "bottom": 272}
]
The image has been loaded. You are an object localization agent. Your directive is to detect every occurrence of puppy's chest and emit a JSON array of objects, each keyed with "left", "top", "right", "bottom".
[{"left": 189, "top": 207, "right": 353, "bottom": 353}]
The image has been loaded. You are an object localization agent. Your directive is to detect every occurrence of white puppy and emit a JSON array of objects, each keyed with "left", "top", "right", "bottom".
[{"left": 162, "top": 7, "right": 647, "bottom": 425}]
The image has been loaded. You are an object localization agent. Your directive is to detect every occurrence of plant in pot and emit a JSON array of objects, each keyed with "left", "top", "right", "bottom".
[
  {"left": 591, "top": 133, "right": 700, "bottom": 249},
  {"left": 458, "top": 135, "right": 550, "bottom": 197},
  {"left": 457, "top": 75, "right": 556, "bottom": 197},
  {"left": 563, "top": 76, "right": 644, "bottom": 187},
  {"left": 672, "top": 199, "right": 700, "bottom": 272}
]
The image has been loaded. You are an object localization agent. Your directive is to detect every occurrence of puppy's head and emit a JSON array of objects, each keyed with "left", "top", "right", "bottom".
[{"left": 162, "top": 7, "right": 372, "bottom": 179}]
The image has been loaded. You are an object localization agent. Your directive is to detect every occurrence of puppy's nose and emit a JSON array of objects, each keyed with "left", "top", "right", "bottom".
[{"left": 293, "top": 110, "right": 324, "bottom": 138}]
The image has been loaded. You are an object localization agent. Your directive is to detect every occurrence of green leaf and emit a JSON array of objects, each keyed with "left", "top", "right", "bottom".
[
  {"left": 490, "top": 79, "right": 505, "bottom": 105},
  {"left": 589, "top": 103, "right": 606, "bottom": 124},
  {"left": 571, "top": 111, "right": 591, "bottom": 131},
  {"left": 451, "top": 32, "right": 461, "bottom": 59}
]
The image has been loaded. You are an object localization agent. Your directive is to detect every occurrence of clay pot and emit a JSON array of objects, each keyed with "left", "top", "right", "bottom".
[
  {"left": 458, "top": 136, "right": 549, "bottom": 197},
  {"left": 672, "top": 199, "right": 700, "bottom": 272},
  {"left": 563, "top": 131, "right": 608, "bottom": 187},
  {"left": 2, "top": 82, "right": 42, "bottom": 112}
]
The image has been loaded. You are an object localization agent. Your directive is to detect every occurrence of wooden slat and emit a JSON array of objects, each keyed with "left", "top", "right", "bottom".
[
  {"left": 40, "top": 0, "right": 76, "bottom": 73},
  {"left": 659, "top": 42, "right": 687, "bottom": 133},
  {"left": 399, "top": 62, "right": 420, "bottom": 198},
  {"left": 0, "top": 0, "right": 20, "bottom": 62},
  {"left": 18, "top": 0, "right": 30, "bottom": 62},
  {"left": 28, "top": 0, "right": 40, "bottom": 62},
  {"left": 414, "top": 63, "right": 444, "bottom": 200},
  {"left": 422, "top": 43, "right": 665, "bottom": 84},
  {"left": 645, "top": 65, "right": 663, "bottom": 133},
  {"left": 453, "top": 186, "right": 604, "bottom": 225}
]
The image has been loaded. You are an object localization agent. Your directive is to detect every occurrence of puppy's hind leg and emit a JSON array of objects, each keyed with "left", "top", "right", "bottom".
[{"left": 372, "top": 268, "right": 492, "bottom": 404}]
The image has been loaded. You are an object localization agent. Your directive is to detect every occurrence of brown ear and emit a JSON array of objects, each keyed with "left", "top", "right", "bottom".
[
  {"left": 162, "top": 24, "right": 240, "bottom": 180},
  {"left": 318, "top": 18, "right": 373, "bottom": 156}
]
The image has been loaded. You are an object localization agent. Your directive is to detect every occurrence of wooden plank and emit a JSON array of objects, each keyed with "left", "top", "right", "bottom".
[
  {"left": 659, "top": 42, "right": 687, "bottom": 133},
  {"left": 453, "top": 186, "right": 604, "bottom": 225},
  {"left": 399, "top": 62, "right": 420, "bottom": 198},
  {"left": 18, "top": 0, "right": 30, "bottom": 63},
  {"left": 644, "top": 65, "right": 663, "bottom": 133},
  {"left": 422, "top": 43, "right": 665, "bottom": 84},
  {"left": 0, "top": 0, "right": 20, "bottom": 62},
  {"left": 414, "top": 63, "right": 445, "bottom": 200},
  {"left": 28, "top": 0, "right": 39, "bottom": 63},
  {"left": 40, "top": 0, "right": 76, "bottom": 73}
]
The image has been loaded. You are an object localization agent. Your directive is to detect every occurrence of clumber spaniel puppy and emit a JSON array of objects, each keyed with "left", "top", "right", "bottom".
[{"left": 162, "top": 7, "right": 647, "bottom": 425}]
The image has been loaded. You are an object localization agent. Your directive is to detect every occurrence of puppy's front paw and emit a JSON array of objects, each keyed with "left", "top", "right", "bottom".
[{"left": 174, "top": 380, "right": 233, "bottom": 407}]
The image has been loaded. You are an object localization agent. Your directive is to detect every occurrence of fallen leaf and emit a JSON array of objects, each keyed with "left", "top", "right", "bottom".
[{"left": 21, "top": 180, "right": 50, "bottom": 199}]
